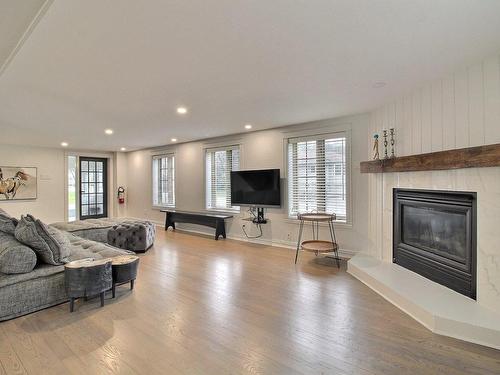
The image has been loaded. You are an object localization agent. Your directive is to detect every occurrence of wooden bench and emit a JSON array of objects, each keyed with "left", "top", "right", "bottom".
[{"left": 161, "top": 210, "right": 233, "bottom": 240}]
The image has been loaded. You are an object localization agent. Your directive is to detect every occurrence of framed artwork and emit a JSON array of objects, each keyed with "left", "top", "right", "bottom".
[{"left": 0, "top": 166, "right": 37, "bottom": 200}]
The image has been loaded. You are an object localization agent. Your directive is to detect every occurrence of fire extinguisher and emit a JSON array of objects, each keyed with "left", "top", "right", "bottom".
[{"left": 118, "top": 186, "right": 125, "bottom": 204}]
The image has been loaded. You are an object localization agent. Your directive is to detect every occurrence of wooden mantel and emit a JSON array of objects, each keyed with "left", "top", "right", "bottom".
[{"left": 360, "top": 143, "right": 500, "bottom": 173}]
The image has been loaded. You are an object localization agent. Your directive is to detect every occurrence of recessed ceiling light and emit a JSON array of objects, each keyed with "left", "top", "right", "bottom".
[
  {"left": 105, "top": 129, "right": 114, "bottom": 135},
  {"left": 171, "top": 138, "right": 177, "bottom": 142},
  {"left": 244, "top": 124, "right": 252, "bottom": 130},
  {"left": 176, "top": 107, "right": 188, "bottom": 114},
  {"left": 372, "top": 81, "right": 386, "bottom": 88},
  {"left": 61, "top": 142, "right": 68, "bottom": 147},
  {"left": 120, "top": 147, "right": 126, "bottom": 151}
]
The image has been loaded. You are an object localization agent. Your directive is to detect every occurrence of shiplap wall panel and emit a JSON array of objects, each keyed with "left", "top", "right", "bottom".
[
  {"left": 403, "top": 95, "right": 412, "bottom": 156},
  {"left": 468, "top": 64, "right": 485, "bottom": 146},
  {"left": 442, "top": 75, "right": 456, "bottom": 150},
  {"left": 483, "top": 55, "right": 500, "bottom": 144},
  {"left": 412, "top": 90, "right": 422, "bottom": 154},
  {"left": 454, "top": 68, "right": 469, "bottom": 149},
  {"left": 371, "top": 53, "right": 500, "bottom": 157},
  {"left": 421, "top": 85, "right": 432, "bottom": 153},
  {"left": 431, "top": 81, "right": 443, "bottom": 151},
  {"left": 395, "top": 97, "right": 404, "bottom": 157}
]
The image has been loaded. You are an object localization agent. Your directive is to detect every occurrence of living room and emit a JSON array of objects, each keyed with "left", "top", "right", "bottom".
[{"left": 1, "top": 1, "right": 499, "bottom": 374}]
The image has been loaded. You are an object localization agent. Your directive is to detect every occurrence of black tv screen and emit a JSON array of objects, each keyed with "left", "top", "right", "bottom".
[{"left": 231, "top": 169, "right": 281, "bottom": 207}]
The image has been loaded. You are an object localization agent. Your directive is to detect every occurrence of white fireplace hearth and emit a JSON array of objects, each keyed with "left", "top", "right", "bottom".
[{"left": 348, "top": 254, "right": 500, "bottom": 348}]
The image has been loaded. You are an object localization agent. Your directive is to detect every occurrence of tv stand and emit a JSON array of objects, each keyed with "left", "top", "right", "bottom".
[{"left": 252, "top": 207, "right": 267, "bottom": 224}]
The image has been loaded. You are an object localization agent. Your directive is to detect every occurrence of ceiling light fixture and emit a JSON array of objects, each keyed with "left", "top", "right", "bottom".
[
  {"left": 61, "top": 142, "right": 68, "bottom": 147},
  {"left": 120, "top": 147, "right": 127, "bottom": 151},
  {"left": 171, "top": 138, "right": 177, "bottom": 142},
  {"left": 244, "top": 124, "right": 252, "bottom": 130},
  {"left": 105, "top": 129, "right": 114, "bottom": 135},
  {"left": 176, "top": 107, "right": 188, "bottom": 114}
]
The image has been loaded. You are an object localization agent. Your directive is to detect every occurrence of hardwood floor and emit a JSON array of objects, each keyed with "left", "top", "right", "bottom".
[{"left": 1, "top": 230, "right": 499, "bottom": 374}]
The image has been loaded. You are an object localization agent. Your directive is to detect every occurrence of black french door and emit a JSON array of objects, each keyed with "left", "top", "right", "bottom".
[{"left": 79, "top": 157, "right": 108, "bottom": 219}]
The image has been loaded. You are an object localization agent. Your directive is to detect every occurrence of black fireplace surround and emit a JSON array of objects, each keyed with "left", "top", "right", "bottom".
[{"left": 393, "top": 188, "right": 476, "bottom": 299}]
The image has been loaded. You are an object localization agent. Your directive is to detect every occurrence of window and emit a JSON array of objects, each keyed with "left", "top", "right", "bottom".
[
  {"left": 205, "top": 145, "right": 240, "bottom": 211},
  {"left": 152, "top": 154, "right": 175, "bottom": 207},
  {"left": 287, "top": 133, "right": 348, "bottom": 222}
]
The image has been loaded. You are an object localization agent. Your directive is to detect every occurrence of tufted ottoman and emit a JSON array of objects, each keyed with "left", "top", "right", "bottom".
[{"left": 107, "top": 221, "right": 156, "bottom": 253}]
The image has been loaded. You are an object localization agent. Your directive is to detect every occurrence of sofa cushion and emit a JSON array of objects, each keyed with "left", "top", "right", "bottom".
[
  {"left": 0, "top": 231, "right": 37, "bottom": 274},
  {"left": 14, "top": 216, "right": 70, "bottom": 265},
  {"left": 0, "top": 208, "right": 18, "bottom": 235},
  {"left": 64, "top": 232, "right": 133, "bottom": 261}
]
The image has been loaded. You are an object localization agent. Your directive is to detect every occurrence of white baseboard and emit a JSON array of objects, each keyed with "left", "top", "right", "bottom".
[{"left": 131, "top": 217, "right": 356, "bottom": 259}]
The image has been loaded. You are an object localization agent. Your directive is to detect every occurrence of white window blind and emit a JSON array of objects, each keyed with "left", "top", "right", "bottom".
[
  {"left": 152, "top": 154, "right": 175, "bottom": 207},
  {"left": 287, "top": 133, "right": 348, "bottom": 221},
  {"left": 205, "top": 145, "right": 240, "bottom": 210}
]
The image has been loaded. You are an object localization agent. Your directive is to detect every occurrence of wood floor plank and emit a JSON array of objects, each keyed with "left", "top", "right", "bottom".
[
  {"left": 1, "top": 229, "right": 499, "bottom": 374},
  {"left": 0, "top": 326, "right": 27, "bottom": 375}
]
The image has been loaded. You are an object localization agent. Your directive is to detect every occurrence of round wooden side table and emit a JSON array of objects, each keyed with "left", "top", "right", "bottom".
[
  {"left": 111, "top": 255, "right": 139, "bottom": 298},
  {"left": 64, "top": 258, "right": 113, "bottom": 312},
  {"left": 295, "top": 213, "right": 340, "bottom": 268}
]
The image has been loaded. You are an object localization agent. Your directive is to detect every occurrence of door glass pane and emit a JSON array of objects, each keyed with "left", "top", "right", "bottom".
[{"left": 67, "top": 156, "right": 77, "bottom": 222}]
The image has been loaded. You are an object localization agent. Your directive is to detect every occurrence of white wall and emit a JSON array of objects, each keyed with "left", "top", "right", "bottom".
[
  {"left": 0, "top": 144, "right": 65, "bottom": 223},
  {"left": 123, "top": 114, "right": 370, "bottom": 256},
  {"left": 365, "top": 53, "right": 500, "bottom": 313},
  {"left": 0, "top": 145, "right": 125, "bottom": 223}
]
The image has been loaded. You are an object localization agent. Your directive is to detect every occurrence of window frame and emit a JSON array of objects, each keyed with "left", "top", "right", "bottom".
[
  {"left": 285, "top": 130, "right": 351, "bottom": 224},
  {"left": 152, "top": 153, "right": 176, "bottom": 209},
  {"left": 204, "top": 144, "right": 241, "bottom": 213}
]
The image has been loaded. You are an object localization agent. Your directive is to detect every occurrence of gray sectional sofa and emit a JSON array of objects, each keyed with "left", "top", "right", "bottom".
[{"left": 0, "top": 209, "right": 147, "bottom": 321}]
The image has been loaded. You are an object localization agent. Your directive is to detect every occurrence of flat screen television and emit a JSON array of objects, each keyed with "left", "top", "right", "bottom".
[{"left": 231, "top": 169, "right": 281, "bottom": 207}]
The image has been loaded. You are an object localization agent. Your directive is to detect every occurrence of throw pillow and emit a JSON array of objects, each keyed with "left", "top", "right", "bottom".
[
  {"left": 14, "top": 216, "right": 70, "bottom": 265},
  {"left": 0, "top": 231, "right": 37, "bottom": 274},
  {"left": 0, "top": 208, "right": 18, "bottom": 235}
]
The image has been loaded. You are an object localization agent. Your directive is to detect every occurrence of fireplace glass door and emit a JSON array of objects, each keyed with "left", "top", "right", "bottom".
[{"left": 393, "top": 189, "right": 476, "bottom": 299}]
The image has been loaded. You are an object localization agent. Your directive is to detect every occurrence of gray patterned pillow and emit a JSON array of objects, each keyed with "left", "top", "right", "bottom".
[
  {"left": 14, "top": 216, "right": 70, "bottom": 265},
  {"left": 0, "top": 208, "right": 18, "bottom": 235},
  {"left": 0, "top": 231, "right": 37, "bottom": 274}
]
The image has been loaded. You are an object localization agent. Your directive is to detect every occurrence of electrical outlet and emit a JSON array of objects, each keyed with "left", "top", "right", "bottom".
[{"left": 286, "top": 232, "right": 292, "bottom": 241}]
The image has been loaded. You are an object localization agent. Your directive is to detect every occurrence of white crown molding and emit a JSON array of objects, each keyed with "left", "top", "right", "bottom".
[{"left": 0, "top": 0, "right": 54, "bottom": 78}]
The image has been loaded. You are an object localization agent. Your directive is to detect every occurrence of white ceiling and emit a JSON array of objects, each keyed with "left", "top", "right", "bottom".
[{"left": 1, "top": 0, "right": 500, "bottom": 151}]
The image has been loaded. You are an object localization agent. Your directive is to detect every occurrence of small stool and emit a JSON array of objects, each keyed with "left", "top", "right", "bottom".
[
  {"left": 111, "top": 255, "right": 139, "bottom": 298},
  {"left": 64, "top": 258, "right": 112, "bottom": 312}
]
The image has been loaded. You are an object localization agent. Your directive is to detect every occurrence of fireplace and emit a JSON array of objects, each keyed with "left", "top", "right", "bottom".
[{"left": 393, "top": 189, "right": 476, "bottom": 299}]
